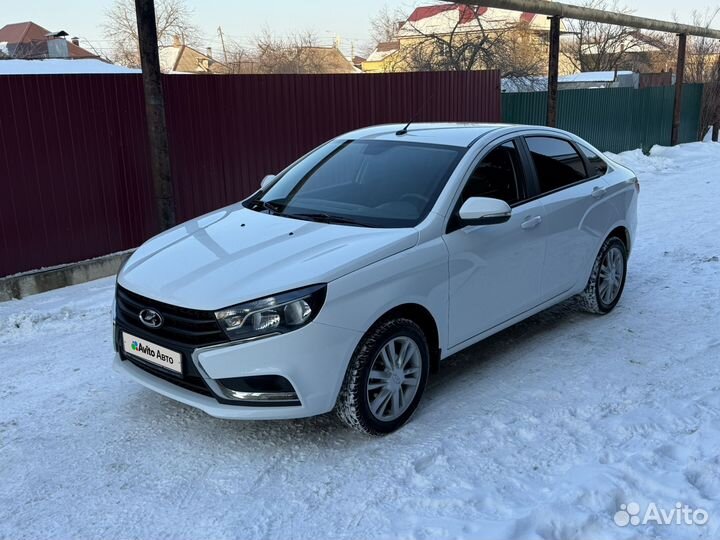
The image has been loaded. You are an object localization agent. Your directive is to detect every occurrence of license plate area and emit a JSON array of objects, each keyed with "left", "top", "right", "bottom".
[{"left": 122, "top": 332, "right": 183, "bottom": 375}]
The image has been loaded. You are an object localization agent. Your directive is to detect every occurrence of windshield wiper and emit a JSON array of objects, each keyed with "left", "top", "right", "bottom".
[
  {"left": 285, "top": 212, "right": 369, "bottom": 227},
  {"left": 261, "top": 200, "right": 285, "bottom": 215}
]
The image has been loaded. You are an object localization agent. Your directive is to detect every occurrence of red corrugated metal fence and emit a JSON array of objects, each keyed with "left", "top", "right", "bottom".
[{"left": 0, "top": 70, "right": 501, "bottom": 277}]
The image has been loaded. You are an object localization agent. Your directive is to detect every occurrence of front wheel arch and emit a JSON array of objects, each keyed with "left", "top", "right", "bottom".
[{"left": 366, "top": 303, "right": 441, "bottom": 373}]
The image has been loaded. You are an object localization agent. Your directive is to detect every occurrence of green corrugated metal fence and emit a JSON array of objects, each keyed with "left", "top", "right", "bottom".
[
  {"left": 679, "top": 83, "right": 704, "bottom": 144},
  {"left": 502, "top": 83, "right": 704, "bottom": 153}
]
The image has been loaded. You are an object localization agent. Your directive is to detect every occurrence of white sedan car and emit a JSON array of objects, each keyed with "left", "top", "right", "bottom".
[{"left": 113, "top": 123, "right": 638, "bottom": 435}]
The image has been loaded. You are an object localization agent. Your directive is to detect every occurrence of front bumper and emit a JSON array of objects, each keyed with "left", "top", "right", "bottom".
[{"left": 114, "top": 321, "right": 362, "bottom": 420}]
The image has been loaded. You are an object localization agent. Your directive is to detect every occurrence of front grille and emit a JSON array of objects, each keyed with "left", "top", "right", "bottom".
[
  {"left": 116, "top": 286, "right": 227, "bottom": 347},
  {"left": 115, "top": 286, "right": 228, "bottom": 401}
]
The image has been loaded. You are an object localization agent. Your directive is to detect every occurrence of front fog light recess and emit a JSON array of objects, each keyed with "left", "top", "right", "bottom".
[{"left": 215, "top": 285, "right": 326, "bottom": 341}]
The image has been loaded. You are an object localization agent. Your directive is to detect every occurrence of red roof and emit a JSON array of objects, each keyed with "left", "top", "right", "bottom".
[
  {"left": 0, "top": 21, "right": 97, "bottom": 59},
  {"left": 405, "top": 5, "right": 543, "bottom": 27},
  {"left": 407, "top": 5, "right": 488, "bottom": 25},
  {"left": 0, "top": 21, "right": 37, "bottom": 44}
]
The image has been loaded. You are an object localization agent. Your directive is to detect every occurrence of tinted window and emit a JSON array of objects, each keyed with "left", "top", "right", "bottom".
[
  {"left": 578, "top": 144, "right": 609, "bottom": 177},
  {"left": 249, "top": 140, "right": 464, "bottom": 228},
  {"left": 461, "top": 141, "right": 522, "bottom": 205},
  {"left": 526, "top": 137, "right": 587, "bottom": 193}
]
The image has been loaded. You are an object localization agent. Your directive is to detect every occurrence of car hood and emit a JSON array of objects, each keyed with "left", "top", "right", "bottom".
[{"left": 118, "top": 205, "right": 418, "bottom": 310}]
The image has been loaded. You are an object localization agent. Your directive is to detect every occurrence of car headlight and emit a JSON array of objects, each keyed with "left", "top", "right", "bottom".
[{"left": 215, "top": 284, "right": 327, "bottom": 341}]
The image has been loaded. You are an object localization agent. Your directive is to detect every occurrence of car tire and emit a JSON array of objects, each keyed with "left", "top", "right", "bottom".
[
  {"left": 579, "top": 236, "right": 628, "bottom": 314},
  {"left": 335, "top": 318, "right": 430, "bottom": 435}
]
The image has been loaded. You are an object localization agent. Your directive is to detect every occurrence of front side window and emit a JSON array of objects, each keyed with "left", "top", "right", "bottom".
[
  {"left": 578, "top": 143, "right": 609, "bottom": 178},
  {"left": 526, "top": 136, "right": 587, "bottom": 194},
  {"left": 246, "top": 140, "right": 464, "bottom": 228},
  {"left": 460, "top": 141, "right": 523, "bottom": 206}
]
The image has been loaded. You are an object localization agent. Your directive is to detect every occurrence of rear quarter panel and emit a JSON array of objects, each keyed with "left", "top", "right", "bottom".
[{"left": 578, "top": 164, "right": 638, "bottom": 287}]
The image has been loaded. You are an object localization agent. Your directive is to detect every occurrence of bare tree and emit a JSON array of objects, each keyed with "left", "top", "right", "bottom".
[
  {"left": 369, "top": 4, "right": 406, "bottom": 45},
  {"left": 253, "top": 29, "right": 325, "bottom": 74},
  {"left": 400, "top": 7, "right": 545, "bottom": 79},
  {"left": 683, "top": 8, "right": 720, "bottom": 82},
  {"left": 103, "top": 0, "right": 199, "bottom": 67},
  {"left": 561, "top": 0, "right": 643, "bottom": 72},
  {"left": 223, "top": 42, "right": 256, "bottom": 74},
  {"left": 681, "top": 8, "right": 720, "bottom": 140}
]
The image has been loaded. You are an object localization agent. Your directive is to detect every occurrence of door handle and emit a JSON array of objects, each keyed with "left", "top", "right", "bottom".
[
  {"left": 521, "top": 215, "right": 542, "bottom": 230},
  {"left": 591, "top": 186, "right": 607, "bottom": 199}
]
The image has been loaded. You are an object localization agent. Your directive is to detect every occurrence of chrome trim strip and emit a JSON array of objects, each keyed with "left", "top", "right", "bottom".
[{"left": 214, "top": 387, "right": 299, "bottom": 403}]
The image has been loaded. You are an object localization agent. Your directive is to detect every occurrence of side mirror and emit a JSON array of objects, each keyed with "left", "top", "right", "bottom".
[
  {"left": 260, "top": 174, "right": 276, "bottom": 190},
  {"left": 458, "top": 197, "right": 512, "bottom": 226}
]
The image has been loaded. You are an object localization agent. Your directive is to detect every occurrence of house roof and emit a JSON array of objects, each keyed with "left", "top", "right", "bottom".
[
  {"left": 158, "top": 43, "right": 229, "bottom": 74},
  {"left": 0, "top": 58, "right": 139, "bottom": 75},
  {"left": 559, "top": 70, "right": 634, "bottom": 83},
  {"left": 0, "top": 21, "right": 97, "bottom": 59},
  {"left": 297, "top": 47, "right": 358, "bottom": 74},
  {"left": 0, "top": 21, "right": 35, "bottom": 44},
  {"left": 158, "top": 45, "right": 183, "bottom": 72},
  {"left": 399, "top": 4, "right": 564, "bottom": 35},
  {"left": 407, "top": 5, "right": 488, "bottom": 24},
  {"left": 366, "top": 41, "right": 400, "bottom": 63}
]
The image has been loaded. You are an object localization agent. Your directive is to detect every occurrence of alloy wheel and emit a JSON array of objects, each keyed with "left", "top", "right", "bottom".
[
  {"left": 366, "top": 336, "right": 422, "bottom": 422},
  {"left": 598, "top": 246, "right": 625, "bottom": 305}
]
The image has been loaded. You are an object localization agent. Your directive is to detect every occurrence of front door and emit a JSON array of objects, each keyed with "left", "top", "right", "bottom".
[{"left": 444, "top": 140, "right": 547, "bottom": 348}]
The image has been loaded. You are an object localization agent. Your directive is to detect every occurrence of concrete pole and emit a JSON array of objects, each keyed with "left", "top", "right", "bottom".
[
  {"left": 547, "top": 15, "right": 561, "bottom": 128},
  {"left": 135, "top": 0, "right": 176, "bottom": 231},
  {"left": 671, "top": 33, "right": 687, "bottom": 146}
]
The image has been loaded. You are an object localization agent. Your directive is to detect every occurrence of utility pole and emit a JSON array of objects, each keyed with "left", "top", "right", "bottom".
[
  {"left": 218, "top": 26, "right": 229, "bottom": 64},
  {"left": 546, "top": 15, "right": 561, "bottom": 128},
  {"left": 135, "top": 0, "right": 176, "bottom": 231},
  {"left": 671, "top": 33, "right": 687, "bottom": 146}
]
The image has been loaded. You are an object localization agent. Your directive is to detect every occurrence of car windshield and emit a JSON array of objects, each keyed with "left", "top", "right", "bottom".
[{"left": 245, "top": 139, "right": 465, "bottom": 228}]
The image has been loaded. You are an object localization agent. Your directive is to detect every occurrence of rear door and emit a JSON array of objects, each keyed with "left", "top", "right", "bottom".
[{"left": 521, "top": 136, "right": 612, "bottom": 300}]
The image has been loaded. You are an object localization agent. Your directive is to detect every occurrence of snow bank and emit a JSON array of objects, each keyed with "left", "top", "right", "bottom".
[{"left": 606, "top": 140, "right": 719, "bottom": 176}]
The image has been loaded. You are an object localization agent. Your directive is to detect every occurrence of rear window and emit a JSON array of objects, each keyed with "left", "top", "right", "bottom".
[
  {"left": 526, "top": 136, "right": 587, "bottom": 194},
  {"left": 578, "top": 144, "right": 609, "bottom": 177}
]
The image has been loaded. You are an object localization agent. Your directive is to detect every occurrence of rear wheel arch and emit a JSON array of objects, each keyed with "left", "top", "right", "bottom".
[{"left": 607, "top": 225, "right": 630, "bottom": 254}]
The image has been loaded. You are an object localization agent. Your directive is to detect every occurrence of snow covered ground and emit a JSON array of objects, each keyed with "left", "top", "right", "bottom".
[{"left": 1, "top": 142, "right": 719, "bottom": 540}]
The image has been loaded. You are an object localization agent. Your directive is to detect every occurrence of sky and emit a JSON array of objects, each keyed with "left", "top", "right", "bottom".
[{"left": 3, "top": 0, "right": 719, "bottom": 59}]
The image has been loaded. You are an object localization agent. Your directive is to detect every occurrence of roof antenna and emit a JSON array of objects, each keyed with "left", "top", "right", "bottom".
[{"left": 396, "top": 90, "right": 436, "bottom": 136}]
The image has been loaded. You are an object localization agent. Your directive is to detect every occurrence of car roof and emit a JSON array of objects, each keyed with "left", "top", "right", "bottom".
[{"left": 341, "top": 122, "right": 571, "bottom": 148}]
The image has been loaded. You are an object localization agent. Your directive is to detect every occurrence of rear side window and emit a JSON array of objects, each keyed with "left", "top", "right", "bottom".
[
  {"left": 526, "top": 136, "right": 587, "bottom": 193},
  {"left": 578, "top": 144, "right": 609, "bottom": 177},
  {"left": 460, "top": 141, "right": 523, "bottom": 206}
]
